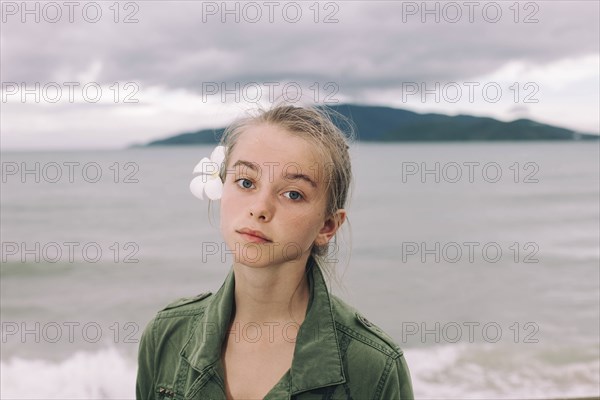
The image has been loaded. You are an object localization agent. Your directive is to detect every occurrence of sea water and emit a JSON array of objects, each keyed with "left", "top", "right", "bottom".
[{"left": 1, "top": 142, "right": 598, "bottom": 399}]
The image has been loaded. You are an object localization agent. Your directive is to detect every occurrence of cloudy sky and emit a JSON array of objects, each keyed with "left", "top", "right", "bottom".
[{"left": 1, "top": 0, "right": 599, "bottom": 150}]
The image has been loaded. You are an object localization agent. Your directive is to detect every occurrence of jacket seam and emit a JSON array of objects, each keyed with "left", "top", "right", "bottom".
[
  {"left": 335, "top": 323, "right": 402, "bottom": 358},
  {"left": 373, "top": 355, "right": 395, "bottom": 399},
  {"left": 155, "top": 307, "right": 208, "bottom": 319},
  {"left": 150, "top": 316, "right": 158, "bottom": 393}
]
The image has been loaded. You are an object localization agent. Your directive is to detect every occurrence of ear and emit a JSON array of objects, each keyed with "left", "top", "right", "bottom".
[{"left": 315, "top": 209, "right": 346, "bottom": 246}]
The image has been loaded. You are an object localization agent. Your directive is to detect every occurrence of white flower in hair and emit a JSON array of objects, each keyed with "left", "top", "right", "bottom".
[{"left": 189, "top": 145, "right": 226, "bottom": 200}]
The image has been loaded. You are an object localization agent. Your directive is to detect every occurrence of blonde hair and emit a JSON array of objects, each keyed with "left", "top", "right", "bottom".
[{"left": 217, "top": 103, "right": 355, "bottom": 287}]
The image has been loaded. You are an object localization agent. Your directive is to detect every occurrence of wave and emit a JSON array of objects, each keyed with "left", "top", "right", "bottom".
[
  {"left": 1, "top": 347, "right": 136, "bottom": 399},
  {"left": 406, "top": 343, "right": 600, "bottom": 399},
  {"left": 1, "top": 343, "right": 599, "bottom": 399}
]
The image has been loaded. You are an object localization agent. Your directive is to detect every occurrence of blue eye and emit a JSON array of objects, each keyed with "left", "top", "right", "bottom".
[
  {"left": 236, "top": 178, "right": 254, "bottom": 189},
  {"left": 284, "top": 191, "right": 303, "bottom": 201}
]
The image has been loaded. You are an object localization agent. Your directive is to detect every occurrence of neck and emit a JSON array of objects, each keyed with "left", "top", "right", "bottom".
[{"left": 231, "top": 255, "right": 311, "bottom": 326}]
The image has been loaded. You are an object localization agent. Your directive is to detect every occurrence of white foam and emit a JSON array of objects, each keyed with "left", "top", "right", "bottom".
[
  {"left": 1, "top": 347, "right": 136, "bottom": 399},
  {"left": 1, "top": 343, "right": 599, "bottom": 399},
  {"left": 405, "top": 343, "right": 600, "bottom": 399}
]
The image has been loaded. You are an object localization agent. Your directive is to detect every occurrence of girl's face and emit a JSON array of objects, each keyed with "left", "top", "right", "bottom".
[{"left": 220, "top": 123, "right": 342, "bottom": 268}]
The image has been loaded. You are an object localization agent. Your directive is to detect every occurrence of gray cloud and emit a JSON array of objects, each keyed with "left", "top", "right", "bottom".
[{"left": 2, "top": 0, "right": 598, "bottom": 96}]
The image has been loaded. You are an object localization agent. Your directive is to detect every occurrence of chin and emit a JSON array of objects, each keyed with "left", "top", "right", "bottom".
[
  {"left": 226, "top": 241, "right": 270, "bottom": 266},
  {"left": 224, "top": 238, "right": 307, "bottom": 266}
]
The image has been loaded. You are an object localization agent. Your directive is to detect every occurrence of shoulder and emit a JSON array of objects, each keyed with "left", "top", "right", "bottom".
[
  {"left": 330, "top": 294, "right": 404, "bottom": 358},
  {"left": 138, "top": 292, "right": 213, "bottom": 351},
  {"left": 157, "top": 292, "right": 214, "bottom": 316},
  {"left": 136, "top": 292, "right": 215, "bottom": 398},
  {"left": 329, "top": 295, "right": 413, "bottom": 398},
  {"left": 140, "top": 292, "right": 213, "bottom": 339}
]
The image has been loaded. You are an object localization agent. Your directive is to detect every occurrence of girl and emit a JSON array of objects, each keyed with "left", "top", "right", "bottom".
[{"left": 136, "top": 104, "right": 413, "bottom": 399}]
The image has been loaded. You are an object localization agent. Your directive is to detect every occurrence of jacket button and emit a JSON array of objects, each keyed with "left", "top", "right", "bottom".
[{"left": 356, "top": 313, "right": 373, "bottom": 327}]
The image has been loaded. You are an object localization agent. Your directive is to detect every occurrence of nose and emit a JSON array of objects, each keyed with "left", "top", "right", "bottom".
[{"left": 249, "top": 189, "right": 274, "bottom": 221}]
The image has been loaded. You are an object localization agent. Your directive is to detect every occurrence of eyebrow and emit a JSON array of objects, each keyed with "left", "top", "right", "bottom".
[
  {"left": 232, "top": 159, "right": 317, "bottom": 188},
  {"left": 232, "top": 160, "right": 260, "bottom": 172},
  {"left": 284, "top": 172, "right": 317, "bottom": 188}
]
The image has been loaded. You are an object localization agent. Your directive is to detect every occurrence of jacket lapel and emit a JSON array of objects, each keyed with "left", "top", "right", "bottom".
[
  {"left": 179, "top": 255, "right": 346, "bottom": 397},
  {"left": 289, "top": 256, "right": 346, "bottom": 394},
  {"left": 180, "top": 265, "right": 236, "bottom": 394}
]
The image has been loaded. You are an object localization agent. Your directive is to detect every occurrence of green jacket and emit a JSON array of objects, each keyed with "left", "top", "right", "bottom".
[{"left": 136, "top": 256, "right": 414, "bottom": 399}]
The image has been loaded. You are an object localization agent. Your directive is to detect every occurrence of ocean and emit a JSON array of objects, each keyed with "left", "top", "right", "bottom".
[{"left": 1, "top": 142, "right": 599, "bottom": 399}]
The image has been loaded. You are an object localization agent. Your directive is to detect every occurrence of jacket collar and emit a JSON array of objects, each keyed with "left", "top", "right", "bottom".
[{"left": 181, "top": 255, "right": 346, "bottom": 394}]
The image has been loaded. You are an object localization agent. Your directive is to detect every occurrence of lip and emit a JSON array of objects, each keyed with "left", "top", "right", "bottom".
[{"left": 237, "top": 228, "right": 272, "bottom": 243}]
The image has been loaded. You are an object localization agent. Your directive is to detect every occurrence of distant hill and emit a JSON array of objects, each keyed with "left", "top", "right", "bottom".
[{"left": 137, "top": 104, "right": 598, "bottom": 146}]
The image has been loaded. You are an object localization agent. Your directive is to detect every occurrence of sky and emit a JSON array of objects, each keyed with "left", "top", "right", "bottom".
[{"left": 1, "top": 0, "right": 599, "bottom": 150}]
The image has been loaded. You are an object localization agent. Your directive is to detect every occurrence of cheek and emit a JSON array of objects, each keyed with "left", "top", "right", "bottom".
[
  {"left": 219, "top": 188, "right": 233, "bottom": 218},
  {"left": 221, "top": 180, "right": 236, "bottom": 201},
  {"left": 291, "top": 211, "right": 322, "bottom": 234},
  {"left": 220, "top": 185, "right": 243, "bottom": 219},
  {"left": 219, "top": 197, "right": 235, "bottom": 241}
]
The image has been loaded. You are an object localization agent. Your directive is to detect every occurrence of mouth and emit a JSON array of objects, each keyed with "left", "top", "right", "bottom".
[{"left": 237, "top": 228, "right": 272, "bottom": 243}]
